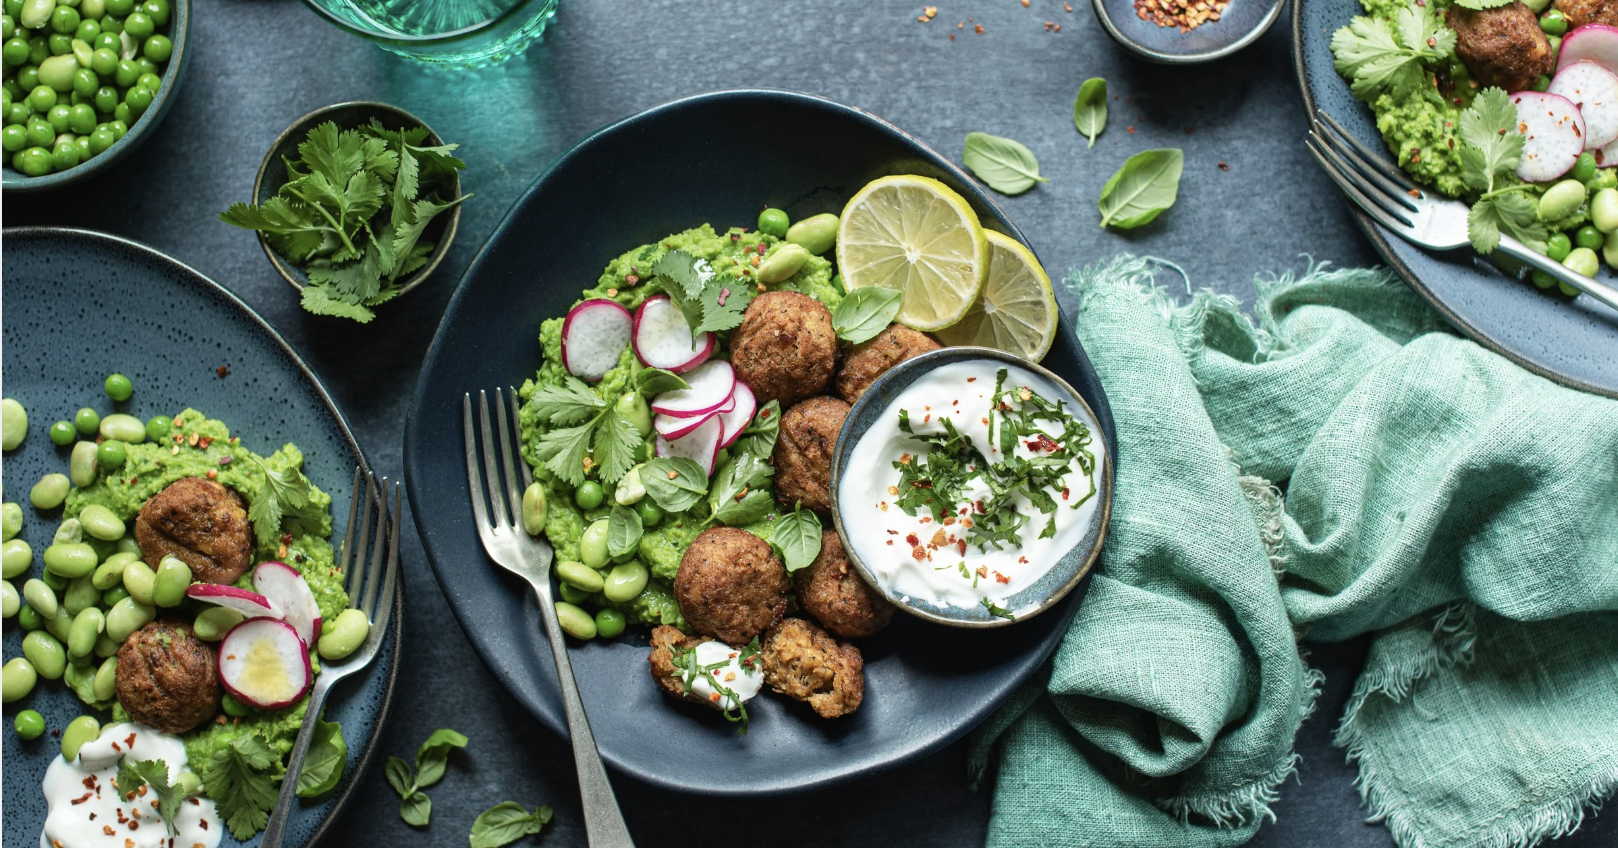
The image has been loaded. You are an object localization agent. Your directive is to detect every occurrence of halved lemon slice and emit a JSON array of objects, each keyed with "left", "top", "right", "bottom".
[
  {"left": 936, "top": 231, "right": 1059, "bottom": 361},
  {"left": 835, "top": 175, "right": 989, "bottom": 332}
]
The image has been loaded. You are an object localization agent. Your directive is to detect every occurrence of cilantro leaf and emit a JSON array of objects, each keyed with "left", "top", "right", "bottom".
[
  {"left": 770, "top": 502, "right": 823, "bottom": 573},
  {"left": 651, "top": 249, "right": 709, "bottom": 329},
  {"left": 640, "top": 457, "right": 709, "bottom": 513},
  {"left": 393, "top": 194, "right": 471, "bottom": 270},
  {"left": 201, "top": 735, "right": 281, "bottom": 840},
  {"left": 301, "top": 285, "right": 377, "bottom": 322},
  {"left": 299, "top": 121, "right": 365, "bottom": 189},
  {"left": 1456, "top": 87, "right": 1547, "bottom": 254},
  {"left": 1469, "top": 192, "right": 1546, "bottom": 254},
  {"left": 529, "top": 377, "right": 606, "bottom": 426},
  {"left": 1331, "top": 1, "right": 1454, "bottom": 102},
  {"left": 592, "top": 411, "right": 640, "bottom": 484},
  {"left": 392, "top": 146, "right": 419, "bottom": 231},
  {"left": 534, "top": 422, "right": 596, "bottom": 487},
  {"left": 124, "top": 758, "right": 186, "bottom": 836},
  {"left": 470, "top": 802, "right": 554, "bottom": 848},
  {"left": 691, "top": 276, "right": 754, "bottom": 335},
  {"left": 296, "top": 718, "right": 348, "bottom": 798},
  {"left": 245, "top": 455, "right": 324, "bottom": 546}
]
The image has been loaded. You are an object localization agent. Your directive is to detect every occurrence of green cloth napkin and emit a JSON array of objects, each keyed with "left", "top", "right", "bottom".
[{"left": 972, "top": 256, "right": 1618, "bottom": 848}]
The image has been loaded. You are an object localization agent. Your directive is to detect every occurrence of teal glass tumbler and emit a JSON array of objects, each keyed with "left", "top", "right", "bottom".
[{"left": 300, "top": 0, "right": 559, "bottom": 67}]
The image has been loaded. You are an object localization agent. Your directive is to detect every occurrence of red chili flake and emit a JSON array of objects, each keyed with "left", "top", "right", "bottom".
[
  {"left": 218, "top": 455, "right": 232, "bottom": 465},
  {"left": 82, "top": 777, "right": 96, "bottom": 790},
  {"left": 886, "top": 540, "right": 894, "bottom": 545},
  {"left": 1024, "top": 434, "right": 1060, "bottom": 452},
  {"left": 709, "top": 692, "right": 722, "bottom": 703},
  {"left": 71, "top": 793, "right": 93, "bottom": 805},
  {"left": 911, "top": 545, "right": 928, "bottom": 561},
  {"left": 994, "top": 571, "right": 1011, "bottom": 584},
  {"left": 1054, "top": 22, "right": 1062, "bottom": 30},
  {"left": 886, "top": 529, "right": 898, "bottom": 535},
  {"left": 957, "top": 539, "right": 968, "bottom": 555},
  {"left": 731, "top": 232, "right": 740, "bottom": 241},
  {"left": 906, "top": 533, "right": 920, "bottom": 546},
  {"left": 759, "top": 408, "right": 772, "bottom": 420},
  {"left": 974, "top": 23, "right": 984, "bottom": 33},
  {"left": 1218, "top": 161, "right": 1230, "bottom": 171},
  {"left": 976, "top": 565, "right": 989, "bottom": 578},
  {"left": 1128, "top": 126, "right": 1135, "bottom": 134},
  {"left": 1062, "top": 487, "right": 1071, "bottom": 500},
  {"left": 111, "top": 742, "right": 122, "bottom": 752},
  {"left": 216, "top": 366, "right": 229, "bottom": 378},
  {"left": 757, "top": 243, "right": 767, "bottom": 256},
  {"left": 948, "top": 32, "right": 955, "bottom": 40}
]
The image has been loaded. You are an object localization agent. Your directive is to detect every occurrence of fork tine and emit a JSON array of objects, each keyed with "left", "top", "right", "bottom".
[
  {"left": 337, "top": 467, "right": 361, "bottom": 579},
  {"left": 508, "top": 388, "right": 534, "bottom": 489},
  {"left": 1307, "top": 137, "right": 1415, "bottom": 230},
  {"left": 493, "top": 388, "right": 525, "bottom": 526},
  {"left": 367, "top": 480, "right": 401, "bottom": 635},
  {"left": 463, "top": 394, "right": 493, "bottom": 532},
  {"left": 1316, "top": 109, "right": 1420, "bottom": 192},
  {"left": 348, "top": 473, "right": 376, "bottom": 604},
  {"left": 1311, "top": 122, "right": 1420, "bottom": 213},
  {"left": 477, "top": 391, "right": 512, "bottom": 528},
  {"left": 361, "top": 476, "right": 388, "bottom": 618}
]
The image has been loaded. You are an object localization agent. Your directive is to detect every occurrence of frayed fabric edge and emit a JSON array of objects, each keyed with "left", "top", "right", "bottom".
[{"left": 1336, "top": 602, "right": 1477, "bottom": 734}]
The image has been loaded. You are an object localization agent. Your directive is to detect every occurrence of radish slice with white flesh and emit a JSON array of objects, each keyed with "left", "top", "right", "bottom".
[
  {"left": 653, "top": 393, "right": 734, "bottom": 440},
  {"left": 252, "top": 561, "right": 323, "bottom": 647},
  {"left": 1558, "top": 25, "right": 1618, "bottom": 76},
  {"left": 1599, "top": 134, "right": 1618, "bottom": 167},
  {"left": 1549, "top": 61, "right": 1618, "bottom": 149},
  {"left": 217, "top": 617, "right": 312, "bottom": 710},
  {"left": 186, "top": 584, "right": 284, "bottom": 619},
  {"left": 632, "top": 295, "right": 715, "bottom": 373},
  {"left": 562, "top": 299, "right": 633, "bottom": 383},
  {"left": 717, "top": 382, "right": 758, "bottom": 449},
  {"left": 655, "top": 415, "right": 723, "bottom": 477},
  {"left": 650, "top": 360, "right": 736, "bottom": 419},
  {"left": 1512, "top": 91, "right": 1587, "bottom": 182}
]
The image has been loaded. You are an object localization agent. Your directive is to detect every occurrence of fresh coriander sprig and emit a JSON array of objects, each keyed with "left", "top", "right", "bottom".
[
  {"left": 117, "top": 758, "right": 189, "bottom": 837},
  {"left": 651, "top": 249, "right": 755, "bottom": 334},
  {"left": 386, "top": 729, "right": 468, "bottom": 827},
  {"left": 201, "top": 735, "right": 281, "bottom": 840},
  {"left": 1459, "top": 87, "right": 1548, "bottom": 254},
  {"left": 1331, "top": 0, "right": 1456, "bottom": 102},
  {"left": 245, "top": 455, "right": 325, "bottom": 547},
  {"left": 527, "top": 376, "right": 639, "bottom": 487}
]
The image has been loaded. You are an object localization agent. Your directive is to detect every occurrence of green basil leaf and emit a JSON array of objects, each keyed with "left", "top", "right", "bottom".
[
  {"left": 607, "top": 503, "right": 643, "bottom": 557},
  {"left": 296, "top": 718, "right": 348, "bottom": 798},
  {"left": 640, "top": 457, "right": 709, "bottom": 513},
  {"left": 708, "top": 452, "right": 776, "bottom": 525},
  {"left": 469, "top": 801, "right": 553, "bottom": 848},
  {"left": 401, "top": 790, "right": 432, "bottom": 827},
  {"left": 962, "top": 132, "right": 1049, "bottom": 196},
  {"left": 1097, "top": 148, "right": 1184, "bottom": 229},
  {"left": 735, "top": 400, "right": 781, "bottom": 459},
  {"left": 1073, "top": 78, "right": 1108, "bottom": 147},
  {"left": 634, "top": 367, "right": 691, "bottom": 396},
  {"left": 385, "top": 756, "right": 414, "bottom": 799},
  {"left": 831, "top": 286, "right": 903, "bottom": 344},
  {"left": 413, "top": 728, "right": 468, "bottom": 789},
  {"left": 770, "top": 504, "right": 824, "bottom": 573}
]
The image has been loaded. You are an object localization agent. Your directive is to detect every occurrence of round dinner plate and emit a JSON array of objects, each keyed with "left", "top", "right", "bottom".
[
  {"left": 402, "top": 89, "right": 1117, "bottom": 796},
  {"left": 1293, "top": 0, "right": 1618, "bottom": 398},
  {"left": 0, "top": 228, "right": 402, "bottom": 848}
]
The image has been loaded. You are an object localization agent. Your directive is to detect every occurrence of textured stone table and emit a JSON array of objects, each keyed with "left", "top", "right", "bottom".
[{"left": 6, "top": 0, "right": 1611, "bottom": 845}]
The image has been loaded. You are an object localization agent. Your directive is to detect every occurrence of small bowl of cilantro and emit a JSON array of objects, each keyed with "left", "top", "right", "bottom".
[{"left": 220, "top": 101, "right": 470, "bottom": 323}]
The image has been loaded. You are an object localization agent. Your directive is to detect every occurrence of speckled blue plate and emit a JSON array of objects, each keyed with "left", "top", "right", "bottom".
[
  {"left": 1, "top": 228, "right": 401, "bottom": 848},
  {"left": 1293, "top": 0, "right": 1618, "bottom": 398},
  {"left": 403, "top": 89, "right": 1116, "bottom": 797}
]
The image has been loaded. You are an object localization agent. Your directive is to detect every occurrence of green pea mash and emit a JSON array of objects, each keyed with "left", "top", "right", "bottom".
[{"left": 1355, "top": 0, "right": 1473, "bottom": 197}]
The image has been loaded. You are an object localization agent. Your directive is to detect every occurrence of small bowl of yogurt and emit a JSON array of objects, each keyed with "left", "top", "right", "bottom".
[{"left": 829, "top": 346, "right": 1113, "bottom": 628}]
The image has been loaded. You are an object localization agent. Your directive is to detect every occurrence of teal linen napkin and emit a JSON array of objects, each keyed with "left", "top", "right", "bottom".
[{"left": 973, "top": 257, "right": 1618, "bottom": 848}]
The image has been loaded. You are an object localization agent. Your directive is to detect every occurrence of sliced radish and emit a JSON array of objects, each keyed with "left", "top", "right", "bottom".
[
  {"left": 1512, "top": 91, "right": 1587, "bottom": 182},
  {"left": 632, "top": 295, "right": 715, "bottom": 373},
  {"left": 655, "top": 415, "right": 723, "bottom": 477},
  {"left": 653, "top": 394, "right": 733, "bottom": 440},
  {"left": 716, "top": 382, "right": 758, "bottom": 449},
  {"left": 1558, "top": 25, "right": 1618, "bottom": 76},
  {"left": 650, "top": 360, "right": 736, "bottom": 419},
  {"left": 186, "top": 584, "right": 284, "bottom": 619},
  {"left": 217, "top": 618, "right": 312, "bottom": 710},
  {"left": 252, "top": 561, "right": 323, "bottom": 647},
  {"left": 1598, "top": 134, "right": 1618, "bottom": 167},
  {"left": 1549, "top": 61, "right": 1618, "bottom": 149},
  {"left": 562, "top": 299, "right": 633, "bottom": 383}
]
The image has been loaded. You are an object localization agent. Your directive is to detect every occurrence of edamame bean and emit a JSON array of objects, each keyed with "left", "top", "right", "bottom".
[
  {"left": 53, "top": 517, "right": 82, "bottom": 545},
  {"left": 91, "top": 550, "right": 136, "bottom": 589},
  {"left": 121, "top": 558, "right": 154, "bottom": 604},
  {"left": 95, "top": 438, "right": 126, "bottom": 470},
  {"left": 22, "top": 629, "right": 65, "bottom": 679},
  {"left": 77, "top": 504, "right": 124, "bottom": 541},
  {"left": 556, "top": 602, "right": 596, "bottom": 639},
  {"left": 1603, "top": 228, "right": 1618, "bottom": 268},
  {"left": 2, "top": 657, "right": 37, "bottom": 702},
  {"left": 521, "top": 483, "right": 548, "bottom": 537},
  {"left": 756, "top": 242, "right": 811, "bottom": 284},
  {"left": 3, "top": 502, "right": 22, "bottom": 542},
  {"left": 92, "top": 654, "right": 114, "bottom": 700},
  {"left": 1563, "top": 246, "right": 1599, "bottom": 277},
  {"left": 36, "top": 50, "right": 71, "bottom": 88},
  {"left": 72, "top": 407, "right": 98, "bottom": 435},
  {"left": 316, "top": 608, "right": 369, "bottom": 660},
  {"left": 62, "top": 575, "right": 97, "bottom": 615},
  {"left": 102, "top": 372, "right": 131, "bottom": 401},
  {"left": 1540, "top": 179, "right": 1586, "bottom": 222},
  {"left": 68, "top": 439, "right": 97, "bottom": 486},
  {"left": 42, "top": 607, "right": 71, "bottom": 643},
  {"left": 2, "top": 538, "right": 31, "bottom": 578},
  {"left": 114, "top": 534, "right": 138, "bottom": 555},
  {"left": 17, "top": 604, "right": 41, "bottom": 630},
  {"left": 151, "top": 555, "right": 189, "bottom": 607},
  {"left": 97, "top": 412, "right": 144, "bottom": 443},
  {"left": 144, "top": 415, "right": 169, "bottom": 441},
  {"left": 1, "top": 397, "right": 26, "bottom": 450},
  {"left": 104, "top": 596, "right": 152, "bottom": 642},
  {"left": 757, "top": 207, "right": 790, "bottom": 238},
  {"left": 22, "top": 577, "right": 56, "bottom": 617},
  {"left": 785, "top": 212, "right": 839, "bottom": 255},
  {"left": 41, "top": 567, "right": 66, "bottom": 591},
  {"left": 43, "top": 541, "right": 97, "bottom": 578},
  {"left": 614, "top": 465, "right": 645, "bottom": 506},
  {"left": 14, "top": 708, "right": 45, "bottom": 739},
  {"left": 557, "top": 581, "right": 591, "bottom": 605},
  {"left": 67, "top": 606, "right": 102, "bottom": 656},
  {"left": 93, "top": 633, "right": 117, "bottom": 657},
  {"left": 1592, "top": 188, "right": 1618, "bottom": 233},
  {"left": 1, "top": 578, "right": 17, "bottom": 617},
  {"left": 579, "top": 519, "right": 609, "bottom": 568},
  {"left": 614, "top": 391, "right": 652, "bottom": 437},
  {"left": 603, "top": 560, "right": 649, "bottom": 603},
  {"left": 47, "top": 420, "right": 75, "bottom": 445},
  {"left": 60, "top": 714, "right": 99, "bottom": 761},
  {"left": 192, "top": 606, "right": 242, "bottom": 641},
  {"left": 556, "top": 560, "right": 605, "bottom": 593},
  {"left": 594, "top": 607, "right": 626, "bottom": 638}
]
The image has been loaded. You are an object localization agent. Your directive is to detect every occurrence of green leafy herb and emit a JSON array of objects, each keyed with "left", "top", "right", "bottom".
[
  {"left": 651, "top": 249, "right": 755, "bottom": 334},
  {"left": 640, "top": 457, "right": 709, "bottom": 513},
  {"left": 1097, "top": 148, "right": 1184, "bottom": 229},
  {"left": 982, "top": 598, "right": 1015, "bottom": 620},
  {"left": 201, "top": 735, "right": 281, "bottom": 840},
  {"left": 1450, "top": 0, "right": 1513, "bottom": 9},
  {"left": 119, "top": 758, "right": 186, "bottom": 837},
  {"left": 470, "top": 802, "right": 554, "bottom": 848},
  {"left": 770, "top": 502, "right": 823, "bottom": 573},
  {"left": 706, "top": 451, "right": 776, "bottom": 526},
  {"left": 607, "top": 504, "right": 643, "bottom": 558},
  {"left": 831, "top": 286, "right": 903, "bottom": 344},
  {"left": 1073, "top": 78, "right": 1108, "bottom": 147},
  {"left": 962, "top": 132, "right": 1049, "bottom": 195},
  {"left": 527, "top": 376, "right": 637, "bottom": 486},
  {"left": 1330, "top": 1, "right": 1456, "bottom": 102},
  {"left": 387, "top": 728, "right": 468, "bottom": 827},
  {"left": 732, "top": 400, "right": 781, "bottom": 460},
  {"left": 296, "top": 717, "right": 348, "bottom": 798},
  {"left": 1457, "top": 87, "right": 1547, "bottom": 253},
  {"left": 219, "top": 119, "right": 471, "bottom": 323},
  {"left": 245, "top": 455, "right": 325, "bottom": 547},
  {"left": 634, "top": 367, "right": 691, "bottom": 396}
]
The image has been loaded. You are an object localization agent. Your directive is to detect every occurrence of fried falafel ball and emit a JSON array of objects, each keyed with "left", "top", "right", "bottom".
[
  {"left": 1448, "top": 3, "right": 1555, "bottom": 93},
  {"left": 648, "top": 626, "right": 716, "bottom": 708},
  {"left": 772, "top": 396, "right": 850, "bottom": 515},
  {"left": 729, "top": 291, "right": 838, "bottom": 406},
  {"left": 1555, "top": 0, "right": 1618, "bottom": 29},
  {"left": 115, "top": 620, "right": 221, "bottom": 734},
  {"left": 760, "top": 618, "right": 865, "bottom": 718},
  {"left": 796, "top": 531, "right": 894, "bottom": 638},
  {"left": 834, "top": 323, "right": 941, "bottom": 403},
  {"left": 674, "top": 527, "right": 790, "bottom": 645},
  {"left": 135, "top": 477, "right": 254, "bottom": 584}
]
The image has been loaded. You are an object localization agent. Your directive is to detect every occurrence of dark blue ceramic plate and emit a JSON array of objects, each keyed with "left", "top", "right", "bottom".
[
  {"left": 403, "top": 89, "right": 1116, "bottom": 796},
  {"left": 0, "top": 228, "right": 401, "bottom": 848},
  {"left": 1293, "top": 0, "right": 1618, "bottom": 398}
]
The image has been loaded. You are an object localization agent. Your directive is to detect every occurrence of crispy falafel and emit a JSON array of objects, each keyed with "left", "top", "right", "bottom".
[
  {"left": 135, "top": 477, "right": 254, "bottom": 584},
  {"left": 795, "top": 531, "right": 894, "bottom": 638},
  {"left": 729, "top": 291, "right": 838, "bottom": 406},
  {"left": 114, "top": 620, "right": 220, "bottom": 734},
  {"left": 773, "top": 396, "right": 850, "bottom": 515},
  {"left": 1448, "top": 3, "right": 1555, "bottom": 94},
  {"left": 760, "top": 618, "right": 864, "bottom": 718},
  {"left": 674, "top": 527, "right": 790, "bottom": 644},
  {"left": 834, "top": 323, "right": 941, "bottom": 403}
]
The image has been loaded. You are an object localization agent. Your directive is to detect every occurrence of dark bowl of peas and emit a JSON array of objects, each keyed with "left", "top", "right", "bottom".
[{"left": 0, "top": 0, "right": 188, "bottom": 191}]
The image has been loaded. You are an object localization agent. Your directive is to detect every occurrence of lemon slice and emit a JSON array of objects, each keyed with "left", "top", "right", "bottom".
[
  {"left": 936, "top": 231, "right": 1059, "bottom": 362},
  {"left": 836, "top": 175, "right": 989, "bottom": 332}
]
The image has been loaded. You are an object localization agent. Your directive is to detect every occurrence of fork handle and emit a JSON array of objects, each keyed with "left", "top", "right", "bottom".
[
  {"left": 259, "top": 671, "right": 340, "bottom": 848},
  {"left": 527, "top": 577, "right": 637, "bottom": 848},
  {"left": 1498, "top": 235, "right": 1618, "bottom": 314}
]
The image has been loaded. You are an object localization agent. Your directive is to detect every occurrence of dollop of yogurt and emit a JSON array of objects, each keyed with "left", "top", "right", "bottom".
[
  {"left": 40, "top": 722, "right": 222, "bottom": 848},
  {"left": 677, "top": 640, "right": 763, "bottom": 711}
]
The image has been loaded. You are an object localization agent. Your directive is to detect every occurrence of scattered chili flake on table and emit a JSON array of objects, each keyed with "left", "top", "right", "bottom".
[
  {"left": 1065, "top": 1, "right": 1073, "bottom": 9},
  {"left": 1219, "top": 161, "right": 1231, "bottom": 170},
  {"left": 975, "top": 23, "right": 984, "bottom": 33},
  {"left": 216, "top": 365, "right": 229, "bottom": 378},
  {"left": 1135, "top": 0, "right": 1228, "bottom": 31}
]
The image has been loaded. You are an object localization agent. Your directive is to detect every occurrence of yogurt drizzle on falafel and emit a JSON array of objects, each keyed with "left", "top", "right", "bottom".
[{"left": 669, "top": 639, "right": 764, "bottom": 721}]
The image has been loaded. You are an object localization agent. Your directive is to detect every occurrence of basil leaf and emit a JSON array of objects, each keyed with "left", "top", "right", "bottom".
[
  {"left": 634, "top": 367, "right": 690, "bottom": 395},
  {"left": 401, "top": 791, "right": 432, "bottom": 827},
  {"left": 962, "top": 132, "right": 1049, "bottom": 195},
  {"left": 770, "top": 503, "right": 824, "bottom": 573},
  {"left": 1097, "top": 148, "right": 1184, "bottom": 229},
  {"left": 296, "top": 718, "right": 348, "bottom": 798},
  {"left": 384, "top": 756, "right": 414, "bottom": 799},
  {"left": 413, "top": 728, "right": 468, "bottom": 789},
  {"left": 831, "top": 286, "right": 903, "bottom": 345},
  {"left": 470, "top": 801, "right": 554, "bottom": 848},
  {"left": 1073, "top": 78, "right": 1108, "bottom": 147},
  {"left": 640, "top": 457, "right": 709, "bottom": 513},
  {"left": 607, "top": 504, "right": 643, "bottom": 557},
  {"left": 735, "top": 400, "right": 781, "bottom": 459},
  {"left": 708, "top": 452, "right": 776, "bottom": 526}
]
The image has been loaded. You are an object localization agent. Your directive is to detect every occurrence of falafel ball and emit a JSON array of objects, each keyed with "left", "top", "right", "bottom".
[
  {"left": 648, "top": 626, "right": 717, "bottom": 708},
  {"left": 773, "top": 396, "right": 851, "bottom": 515},
  {"left": 1448, "top": 3, "right": 1555, "bottom": 93},
  {"left": 729, "top": 291, "right": 838, "bottom": 406},
  {"left": 796, "top": 531, "right": 894, "bottom": 638},
  {"left": 135, "top": 477, "right": 254, "bottom": 584},
  {"left": 835, "top": 323, "right": 941, "bottom": 403},
  {"left": 1554, "top": 0, "right": 1618, "bottom": 29},
  {"left": 115, "top": 620, "right": 221, "bottom": 734},
  {"left": 674, "top": 527, "right": 789, "bottom": 644},
  {"left": 760, "top": 618, "right": 865, "bottom": 718}
]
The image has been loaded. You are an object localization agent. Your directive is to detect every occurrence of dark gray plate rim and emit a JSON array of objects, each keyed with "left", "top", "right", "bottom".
[{"left": 1, "top": 226, "right": 405, "bottom": 848}]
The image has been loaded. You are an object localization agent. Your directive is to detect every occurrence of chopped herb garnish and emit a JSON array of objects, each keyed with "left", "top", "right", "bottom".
[
  {"left": 982, "top": 598, "right": 1015, "bottom": 620},
  {"left": 670, "top": 638, "right": 761, "bottom": 733}
]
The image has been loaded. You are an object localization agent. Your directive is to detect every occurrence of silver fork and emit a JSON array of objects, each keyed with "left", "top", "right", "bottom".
[
  {"left": 1307, "top": 109, "right": 1618, "bottom": 313},
  {"left": 463, "top": 388, "right": 636, "bottom": 848},
  {"left": 261, "top": 468, "right": 401, "bottom": 848}
]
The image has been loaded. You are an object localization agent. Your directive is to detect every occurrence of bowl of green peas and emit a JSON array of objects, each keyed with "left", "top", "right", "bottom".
[{"left": 0, "top": 0, "right": 188, "bottom": 191}]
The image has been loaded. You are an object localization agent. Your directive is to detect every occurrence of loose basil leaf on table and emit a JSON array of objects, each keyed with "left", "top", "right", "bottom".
[
  {"left": 1098, "top": 148, "right": 1184, "bottom": 229},
  {"left": 832, "top": 286, "right": 904, "bottom": 344},
  {"left": 1074, "top": 77, "right": 1108, "bottom": 147},
  {"left": 470, "top": 801, "right": 554, "bottom": 848},
  {"left": 963, "top": 131, "right": 1049, "bottom": 195}
]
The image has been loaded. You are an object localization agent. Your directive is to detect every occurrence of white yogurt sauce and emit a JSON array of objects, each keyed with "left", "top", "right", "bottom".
[
  {"left": 838, "top": 359, "right": 1104, "bottom": 612},
  {"left": 40, "top": 722, "right": 222, "bottom": 848},
  {"left": 677, "top": 640, "right": 763, "bottom": 711}
]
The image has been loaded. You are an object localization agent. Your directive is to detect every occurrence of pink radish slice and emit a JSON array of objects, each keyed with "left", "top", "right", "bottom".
[
  {"left": 653, "top": 394, "right": 734, "bottom": 440},
  {"left": 252, "top": 561, "right": 323, "bottom": 647},
  {"left": 1549, "top": 61, "right": 1618, "bottom": 148},
  {"left": 186, "top": 584, "right": 284, "bottom": 619},
  {"left": 716, "top": 382, "right": 758, "bottom": 449},
  {"left": 217, "top": 617, "right": 312, "bottom": 710},
  {"left": 650, "top": 360, "right": 736, "bottom": 418},
  {"left": 1558, "top": 25, "right": 1618, "bottom": 75},
  {"left": 655, "top": 415, "right": 723, "bottom": 477},
  {"left": 1598, "top": 134, "right": 1618, "bottom": 166},
  {"left": 632, "top": 295, "right": 715, "bottom": 373},
  {"left": 1513, "top": 91, "right": 1587, "bottom": 182},
  {"left": 562, "top": 299, "right": 633, "bottom": 383}
]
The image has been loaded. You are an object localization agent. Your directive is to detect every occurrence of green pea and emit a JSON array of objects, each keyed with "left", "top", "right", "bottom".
[
  {"left": 92, "top": 654, "right": 115, "bottom": 699},
  {"left": 757, "top": 242, "right": 811, "bottom": 284},
  {"left": 1560, "top": 279, "right": 1581, "bottom": 296},
  {"left": 603, "top": 560, "right": 649, "bottom": 603},
  {"left": 2, "top": 539, "right": 31, "bottom": 578},
  {"left": 99, "top": 372, "right": 132, "bottom": 402},
  {"left": 220, "top": 692, "right": 249, "bottom": 717},
  {"left": 757, "top": 208, "right": 790, "bottom": 238},
  {"left": 65, "top": 98, "right": 90, "bottom": 130},
  {"left": 2, "top": 657, "right": 37, "bottom": 702},
  {"left": 79, "top": 0, "right": 100, "bottom": 17},
  {"left": 316, "top": 607, "right": 369, "bottom": 661},
  {"left": 1533, "top": 73, "right": 1552, "bottom": 92},
  {"left": 139, "top": 0, "right": 163, "bottom": 25},
  {"left": 2, "top": 502, "right": 20, "bottom": 541},
  {"left": 123, "top": 80, "right": 148, "bottom": 112},
  {"left": 111, "top": 55, "right": 134, "bottom": 86},
  {"left": 1, "top": 397, "right": 26, "bottom": 449},
  {"left": 114, "top": 534, "right": 138, "bottom": 554},
  {"left": 17, "top": 603, "right": 41, "bottom": 630},
  {"left": 579, "top": 519, "right": 610, "bottom": 568},
  {"left": 44, "top": 541, "right": 96, "bottom": 578},
  {"left": 2, "top": 578, "right": 17, "bottom": 617},
  {"left": 91, "top": 29, "right": 113, "bottom": 49},
  {"left": 557, "top": 581, "right": 591, "bottom": 605},
  {"left": 14, "top": 708, "right": 45, "bottom": 738},
  {"left": 100, "top": 586, "right": 126, "bottom": 607},
  {"left": 594, "top": 607, "right": 626, "bottom": 638},
  {"left": 1576, "top": 224, "right": 1605, "bottom": 250},
  {"left": 93, "top": 633, "right": 118, "bottom": 656},
  {"left": 140, "top": 30, "right": 164, "bottom": 62},
  {"left": 520, "top": 482, "right": 547, "bottom": 536},
  {"left": 103, "top": 596, "right": 152, "bottom": 642},
  {"left": 1542, "top": 8, "right": 1569, "bottom": 35},
  {"left": 72, "top": 18, "right": 94, "bottom": 40},
  {"left": 613, "top": 465, "right": 645, "bottom": 506},
  {"left": 121, "top": 559, "right": 154, "bottom": 604},
  {"left": 1546, "top": 231, "right": 1573, "bottom": 262},
  {"left": 144, "top": 415, "right": 170, "bottom": 441},
  {"left": 575, "top": 480, "right": 605, "bottom": 510},
  {"left": 634, "top": 498, "right": 663, "bottom": 528},
  {"left": 785, "top": 212, "right": 839, "bottom": 255},
  {"left": 556, "top": 602, "right": 596, "bottom": 639},
  {"left": 63, "top": 574, "right": 97, "bottom": 615},
  {"left": 119, "top": 8, "right": 145, "bottom": 36},
  {"left": 92, "top": 442, "right": 126, "bottom": 475},
  {"left": 104, "top": 0, "right": 129, "bottom": 14},
  {"left": 46, "top": 103, "right": 69, "bottom": 132},
  {"left": 18, "top": 0, "right": 51, "bottom": 29},
  {"left": 48, "top": 3, "right": 75, "bottom": 32},
  {"left": 17, "top": 57, "right": 37, "bottom": 83},
  {"left": 86, "top": 122, "right": 110, "bottom": 152},
  {"left": 151, "top": 555, "right": 190, "bottom": 607},
  {"left": 614, "top": 391, "right": 652, "bottom": 437},
  {"left": 98, "top": 413, "right": 144, "bottom": 443},
  {"left": 22, "top": 577, "right": 56, "bottom": 616},
  {"left": 1563, "top": 246, "right": 1599, "bottom": 277},
  {"left": 556, "top": 560, "right": 605, "bottom": 593},
  {"left": 1572, "top": 151, "right": 1599, "bottom": 185},
  {"left": 22, "top": 630, "right": 66, "bottom": 679},
  {"left": 192, "top": 606, "right": 242, "bottom": 641},
  {"left": 1540, "top": 180, "right": 1586, "bottom": 224},
  {"left": 134, "top": 70, "right": 156, "bottom": 91},
  {"left": 60, "top": 714, "right": 99, "bottom": 761},
  {"left": 72, "top": 407, "right": 98, "bottom": 435},
  {"left": 0, "top": 36, "right": 23, "bottom": 65},
  {"left": 87, "top": 43, "right": 111, "bottom": 73},
  {"left": 91, "top": 550, "right": 136, "bottom": 588},
  {"left": 67, "top": 606, "right": 102, "bottom": 656},
  {"left": 0, "top": 122, "right": 22, "bottom": 150}
]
